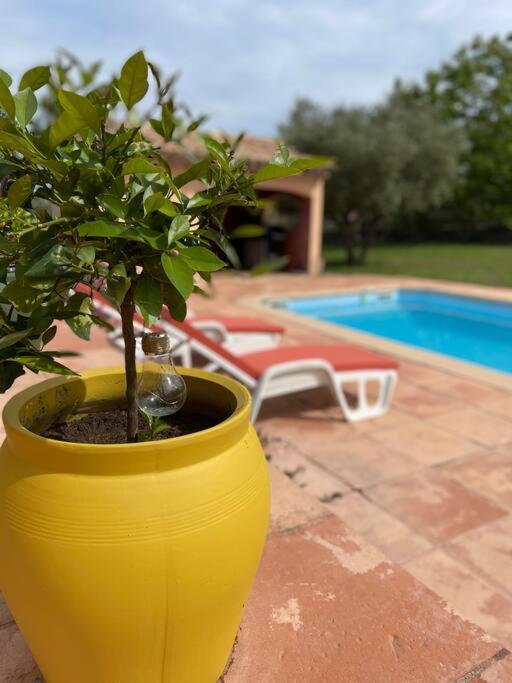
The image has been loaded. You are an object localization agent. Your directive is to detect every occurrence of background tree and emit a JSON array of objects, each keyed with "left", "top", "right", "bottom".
[
  {"left": 280, "top": 97, "right": 464, "bottom": 264},
  {"left": 395, "top": 33, "right": 512, "bottom": 231}
]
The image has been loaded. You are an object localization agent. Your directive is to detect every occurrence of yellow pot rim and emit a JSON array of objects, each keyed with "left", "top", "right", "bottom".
[{"left": 2, "top": 367, "right": 252, "bottom": 474}]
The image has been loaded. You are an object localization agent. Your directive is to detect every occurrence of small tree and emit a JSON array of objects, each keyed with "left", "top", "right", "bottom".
[
  {"left": 280, "top": 97, "right": 465, "bottom": 264},
  {"left": 0, "top": 52, "right": 323, "bottom": 441}
]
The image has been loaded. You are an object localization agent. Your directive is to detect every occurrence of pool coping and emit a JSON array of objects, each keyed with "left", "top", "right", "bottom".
[{"left": 240, "top": 277, "right": 512, "bottom": 391}]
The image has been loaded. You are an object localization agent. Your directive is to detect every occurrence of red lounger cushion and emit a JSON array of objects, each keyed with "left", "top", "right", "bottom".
[
  {"left": 243, "top": 345, "right": 399, "bottom": 378},
  {"left": 193, "top": 315, "right": 284, "bottom": 334}
]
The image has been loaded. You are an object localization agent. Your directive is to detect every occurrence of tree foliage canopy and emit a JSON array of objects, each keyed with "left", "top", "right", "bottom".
[
  {"left": 394, "top": 33, "right": 512, "bottom": 228},
  {"left": 280, "top": 97, "right": 464, "bottom": 263},
  {"left": 0, "top": 51, "right": 323, "bottom": 402}
]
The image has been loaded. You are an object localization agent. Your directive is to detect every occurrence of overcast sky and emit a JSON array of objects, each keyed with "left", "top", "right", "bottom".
[{"left": 2, "top": 1, "right": 512, "bottom": 135}]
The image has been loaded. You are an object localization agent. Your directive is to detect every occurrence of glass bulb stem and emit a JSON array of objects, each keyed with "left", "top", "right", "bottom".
[{"left": 136, "top": 336, "right": 187, "bottom": 418}]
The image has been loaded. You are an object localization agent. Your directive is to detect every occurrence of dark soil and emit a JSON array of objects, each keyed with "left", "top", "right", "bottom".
[{"left": 41, "top": 408, "right": 218, "bottom": 445}]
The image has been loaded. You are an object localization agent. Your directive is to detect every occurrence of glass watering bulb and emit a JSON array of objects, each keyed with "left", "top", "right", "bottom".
[{"left": 136, "top": 332, "right": 187, "bottom": 417}]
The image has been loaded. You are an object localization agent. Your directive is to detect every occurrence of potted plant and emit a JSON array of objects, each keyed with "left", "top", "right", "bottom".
[{"left": 0, "top": 53, "right": 325, "bottom": 682}]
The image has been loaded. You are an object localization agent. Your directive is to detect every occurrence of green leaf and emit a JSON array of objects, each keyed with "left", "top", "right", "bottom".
[
  {"left": 11, "top": 354, "right": 78, "bottom": 376},
  {"left": 181, "top": 246, "right": 226, "bottom": 272},
  {"left": 161, "top": 253, "right": 194, "bottom": 300},
  {"left": 167, "top": 215, "right": 190, "bottom": 245},
  {"left": 254, "top": 155, "right": 330, "bottom": 183},
  {"left": 119, "top": 51, "right": 149, "bottom": 110},
  {"left": 144, "top": 191, "right": 165, "bottom": 214},
  {"left": 97, "top": 194, "right": 126, "bottom": 218},
  {"left": 162, "top": 284, "right": 187, "bottom": 322},
  {"left": 58, "top": 90, "right": 101, "bottom": 132},
  {"left": 65, "top": 293, "right": 93, "bottom": 341},
  {"left": 107, "top": 263, "right": 130, "bottom": 303},
  {"left": 0, "top": 330, "right": 31, "bottom": 351},
  {"left": 135, "top": 224, "right": 167, "bottom": 250},
  {"left": 14, "top": 88, "right": 37, "bottom": 127},
  {"left": 41, "top": 325, "right": 57, "bottom": 345},
  {"left": 77, "top": 246, "right": 96, "bottom": 264},
  {"left": 122, "top": 157, "right": 160, "bottom": 175},
  {"left": 48, "top": 110, "right": 83, "bottom": 149},
  {"left": 149, "top": 118, "right": 164, "bottom": 137},
  {"left": 135, "top": 275, "right": 162, "bottom": 326},
  {"left": 253, "top": 163, "right": 302, "bottom": 184},
  {"left": 201, "top": 135, "right": 229, "bottom": 163},
  {"left": 0, "top": 159, "right": 23, "bottom": 177},
  {"left": 0, "top": 130, "right": 35, "bottom": 156},
  {"left": 77, "top": 220, "right": 128, "bottom": 238},
  {"left": 271, "top": 144, "right": 291, "bottom": 166},
  {"left": 19, "top": 65, "right": 50, "bottom": 92},
  {"left": 291, "top": 156, "right": 331, "bottom": 171},
  {"left": 160, "top": 103, "right": 175, "bottom": 139},
  {"left": 187, "top": 194, "right": 211, "bottom": 209},
  {"left": 174, "top": 157, "right": 211, "bottom": 188},
  {"left": 25, "top": 245, "right": 74, "bottom": 278},
  {"left": 158, "top": 198, "right": 178, "bottom": 217},
  {"left": 8, "top": 175, "right": 32, "bottom": 208},
  {"left": 0, "top": 361, "right": 25, "bottom": 392},
  {"left": 32, "top": 157, "right": 68, "bottom": 178},
  {"left": 0, "top": 78, "right": 15, "bottom": 120},
  {"left": 153, "top": 419, "right": 171, "bottom": 436},
  {"left": 0, "top": 281, "right": 46, "bottom": 312},
  {"left": 0, "top": 69, "right": 12, "bottom": 87}
]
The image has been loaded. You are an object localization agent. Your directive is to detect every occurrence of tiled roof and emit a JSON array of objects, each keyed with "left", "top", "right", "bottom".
[{"left": 142, "top": 124, "right": 329, "bottom": 173}]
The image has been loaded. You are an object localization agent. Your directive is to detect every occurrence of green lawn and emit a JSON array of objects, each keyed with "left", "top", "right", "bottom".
[{"left": 324, "top": 243, "right": 512, "bottom": 288}]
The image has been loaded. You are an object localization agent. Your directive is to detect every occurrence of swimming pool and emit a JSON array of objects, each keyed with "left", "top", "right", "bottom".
[{"left": 276, "top": 289, "right": 512, "bottom": 374}]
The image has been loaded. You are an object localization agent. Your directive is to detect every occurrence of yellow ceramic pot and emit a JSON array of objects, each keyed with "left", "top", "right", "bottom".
[{"left": 0, "top": 367, "right": 269, "bottom": 683}]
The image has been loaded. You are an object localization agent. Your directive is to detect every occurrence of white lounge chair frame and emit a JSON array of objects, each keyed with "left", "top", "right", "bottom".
[
  {"left": 188, "top": 318, "right": 282, "bottom": 355},
  {"left": 94, "top": 298, "right": 397, "bottom": 423},
  {"left": 158, "top": 320, "right": 398, "bottom": 423}
]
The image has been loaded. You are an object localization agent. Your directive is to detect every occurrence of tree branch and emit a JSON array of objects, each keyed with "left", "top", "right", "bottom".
[{"left": 120, "top": 279, "right": 138, "bottom": 442}]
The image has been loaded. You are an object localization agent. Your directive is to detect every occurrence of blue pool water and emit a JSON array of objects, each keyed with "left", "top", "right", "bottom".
[{"left": 277, "top": 289, "right": 512, "bottom": 374}]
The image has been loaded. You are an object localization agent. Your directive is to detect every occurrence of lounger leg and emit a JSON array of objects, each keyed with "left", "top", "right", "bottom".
[{"left": 334, "top": 371, "right": 397, "bottom": 422}]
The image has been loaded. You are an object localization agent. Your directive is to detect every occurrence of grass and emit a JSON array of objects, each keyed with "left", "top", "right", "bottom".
[{"left": 324, "top": 243, "right": 512, "bottom": 288}]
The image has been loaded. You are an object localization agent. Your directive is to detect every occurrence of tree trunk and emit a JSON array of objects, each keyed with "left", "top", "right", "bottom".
[
  {"left": 359, "top": 217, "right": 378, "bottom": 266},
  {"left": 341, "top": 222, "right": 356, "bottom": 265},
  {"left": 120, "top": 281, "right": 138, "bottom": 442}
]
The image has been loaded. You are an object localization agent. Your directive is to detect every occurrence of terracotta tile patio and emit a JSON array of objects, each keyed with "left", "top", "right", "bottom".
[{"left": 2, "top": 272, "right": 512, "bottom": 681}]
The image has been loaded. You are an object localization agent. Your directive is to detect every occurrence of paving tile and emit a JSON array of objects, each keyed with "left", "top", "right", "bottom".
[
  {"left": 337, "top": 407, "right": 414, "bottom": 435},
  {"left": 264, "top": 437, "right": 350, "bottom": 502},
  {"left": 268, "top": 466, "right": 330, "bottom": 535},
  {"left": 475, "top": 654, "right": 512, "bottom": 682},
  {"left": 406, "top": 549, "right": 512, "bottom": 649},
  {"left": 392, "top": 382, "right": 460, "bottom": 417},
  {"left": 368, "top": 471, "right": 506, "bottom": 543},
  {"left": 483, "top": 393, "right": 512, "bottom": 420},
  {"left": 431, "top": 407, "right": 512, "bottom": 449},
  {"left": 258, "top": 413, "right": 352, "bottom": 453},
  {"left": 0, "top": 623, "right": 39, "bottom": 682},
  {"left": 306, "top": 434, "right": 419, "bottom": 488},
  {"left": 227, "top": 516, "right": 502, "bottom": 683},
  {"left": 396, "top": 360, "right": 461, "bottom": 388},
  {"left": 449, "top": 516, "right": 512, "bottom": 597},
  {"left": 421, "top": 375, "right": 505, "bottom": 405},
  {"left": 326, "top": 492, "right": 432, "bottom": 563},
  {"left": 443, "top": 449, "right": 512, "bottom": 510},
  {"left": 372, "top": 417, "right": 481, "bottom": 466}
]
